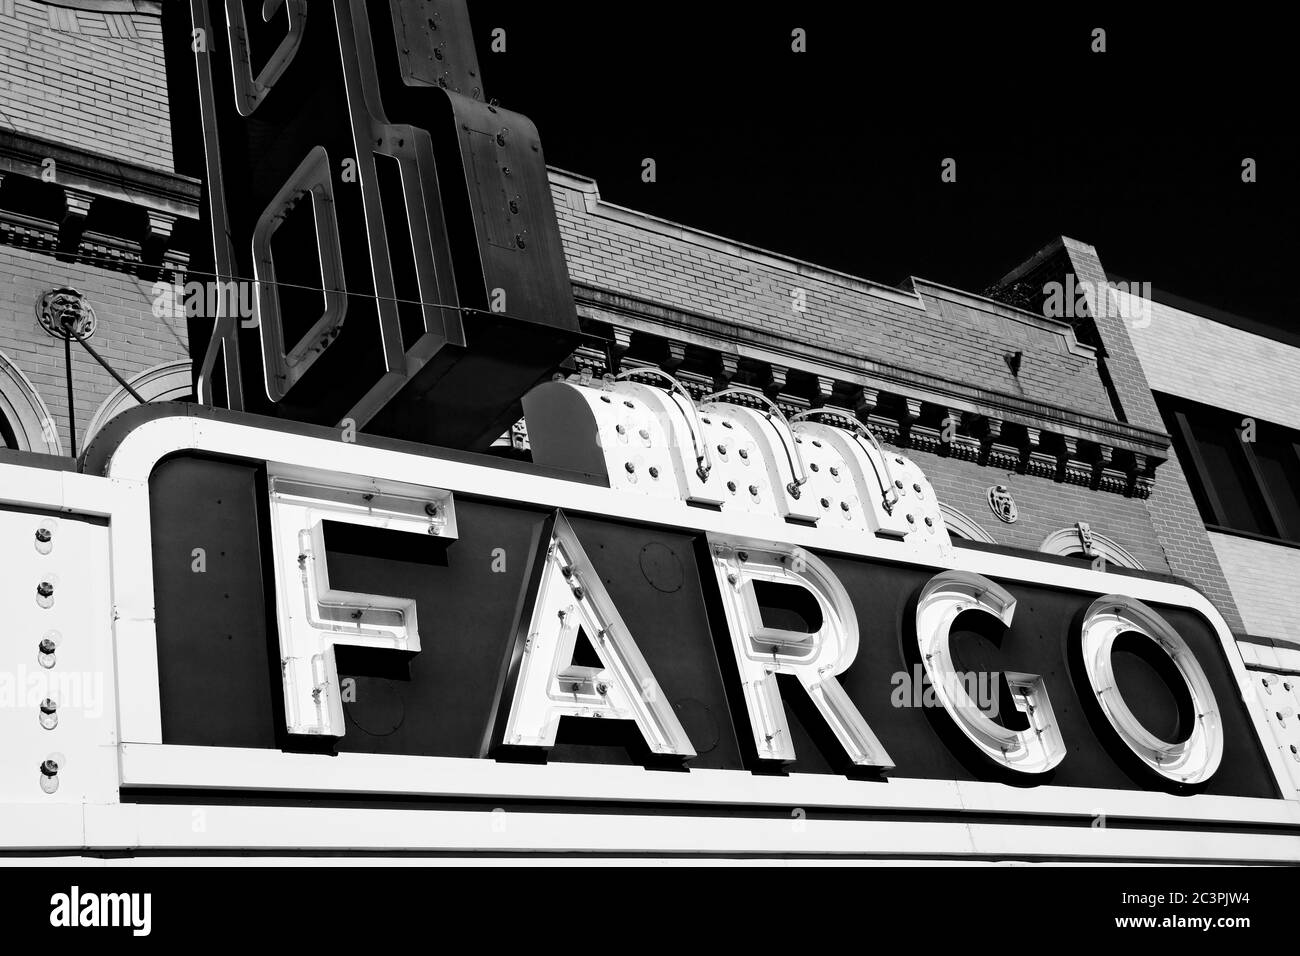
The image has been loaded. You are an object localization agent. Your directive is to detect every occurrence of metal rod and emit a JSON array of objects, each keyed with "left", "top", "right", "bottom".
[
  {"left": 71, "top": 331, "right": 148, "bottom": 404},
  {"left": 64, "top": 335, "right": 76, "bottom": 458}
]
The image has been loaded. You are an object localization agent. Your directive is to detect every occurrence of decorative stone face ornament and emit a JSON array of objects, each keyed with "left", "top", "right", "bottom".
[
  {"left": 987, "top": 484, "right": 1018, "bottom": 523},
  {"left": 1075, "top": 520, "right": 1096, "bottom": 556},
  {"left": 36, "top": 287, "right": 97, "bottom": 340}
]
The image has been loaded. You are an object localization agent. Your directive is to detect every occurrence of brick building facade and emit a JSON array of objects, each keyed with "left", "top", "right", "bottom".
[{"left": 0, "top": 0, "right": 194, "bottom": 458}]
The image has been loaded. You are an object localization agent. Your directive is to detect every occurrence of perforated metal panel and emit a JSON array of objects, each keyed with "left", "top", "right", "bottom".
[
  {"left": 523, "top": 375, "right": 954, "bottom": 563},
  {"left": 1254, "top": 670, "right": 1300, "bottom": 792}
]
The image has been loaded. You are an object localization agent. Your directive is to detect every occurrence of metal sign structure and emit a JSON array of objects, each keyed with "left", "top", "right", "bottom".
[
  {"left": 2, "top": 377, "right": 1298, "bottom": 862},
  {"left": 186, "top": 0, "right": 578, "bottom": 449}
]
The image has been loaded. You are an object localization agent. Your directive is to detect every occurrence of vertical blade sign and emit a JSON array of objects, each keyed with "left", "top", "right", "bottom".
[{"left": 188, "top": 0, "right": 579, "bottom": 449}]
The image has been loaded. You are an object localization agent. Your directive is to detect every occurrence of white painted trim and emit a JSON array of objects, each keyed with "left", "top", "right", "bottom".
[
  {"left": 0, "top": 801, "right": 1292, "bottom": 862},
  {"left": 97, "top": 414, "right": 1297, "bottom": 800},
  {"left": 0, "top": 348, "right": 63, "bottom": 454},
  {"left": 117, "top": 743, "right": 1300, "bottom": 828},
  {"left": 81, "top": 359, "right": 193, "bottom": 449},
  {"left": 1040, "top": 527, "right": 1144, "bottom": 569},
  {"left": 940, "top": 504, "right": 996, "bottom": 543}
]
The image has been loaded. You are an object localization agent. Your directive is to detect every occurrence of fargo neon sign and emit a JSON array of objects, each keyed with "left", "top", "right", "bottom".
[
  {"left": 265, "top": 479, "right": 1225, "bottom": 786},
  {"left": 87, "top": 406, "right": 1281, "bottom": 802}
]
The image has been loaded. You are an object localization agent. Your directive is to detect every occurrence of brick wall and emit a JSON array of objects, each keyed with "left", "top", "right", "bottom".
[
  {"left": 1060, "top": 238, "right": 1166, "bottom": 433},
  {"left": 0, "top": 245, "right": 186, "bottom": 453},
  {"left": 1142, "top": 450, "right": 1248, "bottom": 632},
  {"left": 0, "top": 0, "right": 172, "bottom": 171},
  {"left": 914, "top": 445, "right": 1170, "bottom": 573},
  {"left": 1210, "top": 532, "right": 1300, "bottom": 641},
  {"left": 551, "top": 172, "right": 1114, "bottom": 420},
  {"left": 1122, "top": 288, "right": 1300, "bottom": 431}
]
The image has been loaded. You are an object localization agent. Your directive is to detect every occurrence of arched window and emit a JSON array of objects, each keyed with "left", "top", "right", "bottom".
[
  {"left": 1039, "top": 524, "right": 1144, "bottom": 570},
  {"left": 0, "top": 350, "right": 63, "bottom": 454},
  {"left": 82, "top": 360, "right": 194, "bottom": 448},
  {"left": 939, "top": 504, "right": 996, "bottom": 543}
]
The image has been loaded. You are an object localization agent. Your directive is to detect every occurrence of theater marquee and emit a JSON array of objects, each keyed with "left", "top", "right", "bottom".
[{"left": 3, "top": 380, "right": 1297, "bottom": 862}]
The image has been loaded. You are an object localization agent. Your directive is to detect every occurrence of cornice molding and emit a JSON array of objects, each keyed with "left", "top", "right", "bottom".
[{"left": 0, "top": 130, "right": 200, "bottom": 219}]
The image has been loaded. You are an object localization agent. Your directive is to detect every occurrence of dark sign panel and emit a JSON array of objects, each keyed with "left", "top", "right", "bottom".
[
  {"left": 147, "top": 452, "right": 1278, "bottom": 799},
  {"left": 184, "top": 0, "right": 578, "bottom": 448}
]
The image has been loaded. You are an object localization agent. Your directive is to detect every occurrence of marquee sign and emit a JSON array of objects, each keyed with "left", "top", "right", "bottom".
[{"left": 3, "top": 376, "right": 1298, "bottom": 860}]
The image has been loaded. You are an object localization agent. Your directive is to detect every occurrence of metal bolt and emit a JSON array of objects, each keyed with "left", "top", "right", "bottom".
[
  {"left": 40, "top": 759, "right": 58, "bottom": 777},
  {"left": 749, "top": 485, "right": 759, "bottom": 496},
  {"left": 649, "top": 466, "right": 659, "bottom": 478},
  {"left": 625, "top": 461, "right": 635, "bottom": 473},
  {"left": 35, "top": 527, "right": 52, "bottom": 543},
  {"left": 37, "top": 581, "right": 54, "bottom": 598}
]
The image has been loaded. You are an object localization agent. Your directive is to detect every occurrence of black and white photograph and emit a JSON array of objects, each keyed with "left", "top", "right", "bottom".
[{"left": 0, "top": 0, "right": 1293, "bottom": 934}]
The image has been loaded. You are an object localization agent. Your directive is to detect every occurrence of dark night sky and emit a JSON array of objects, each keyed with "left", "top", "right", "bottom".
[{"left": 469, "top": 4, "right": 1299, "bottom": 344}]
